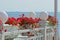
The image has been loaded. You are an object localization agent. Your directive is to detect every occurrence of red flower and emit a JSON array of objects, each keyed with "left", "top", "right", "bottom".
[
  {"left": 23, "top": 17, "right": 29, "bottom": 24},
  {"left": 17, "top": 18, "right": 22, "bottom": 23},
  {"left": 34, "top": 18, "right": 40, "bottom": 23},
  {"left": 28, "top": 17, "right": 34, "bottom": 24},
  {"left": 22, "top": 14, "right": 24, "bottom": 17},
  {"left": 5, "top": 17, "right": 12, "bottom": 24},
  {"left": 5, "top": 17, "right": 18, "bottom": 25},
  {"left": 4, "top": 29, "right": 7, "bottom": 32},
  {"left": 47, "top": 15, "right": 58, "bottom": 25},
  {"left": 0, "top": 19, "right": 2, "bottom": 24},
  {"left": 11, "top": 17, "right": 17, "bottom": 21},
  {"left": 5, "top": 14, "right": 41, "bottom": 29}
]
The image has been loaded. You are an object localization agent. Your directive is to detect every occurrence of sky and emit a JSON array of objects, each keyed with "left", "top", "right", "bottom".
[{"left": 0, "top": 0, "right": 59, "bottom": 12}]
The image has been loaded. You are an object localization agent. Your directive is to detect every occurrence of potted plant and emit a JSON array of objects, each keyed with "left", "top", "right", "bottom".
[{"left": 47, "top": 15, "right": 58, "bottom": 28}]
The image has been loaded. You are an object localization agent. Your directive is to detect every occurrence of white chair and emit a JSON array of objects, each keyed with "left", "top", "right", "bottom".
[
  {"left": 28, "top": 12, "right": 36, "bottom": 18},
  {"left": 0, "top": 11, "right": 8, "bottom": 40}
]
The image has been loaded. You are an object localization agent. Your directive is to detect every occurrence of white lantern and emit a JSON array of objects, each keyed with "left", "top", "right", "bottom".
[
  {"left": 0, "top": 11, "right": 8, "bottom": 23},
  {"left": 40, "top": 11, "right": 48, "bottom": 20}
]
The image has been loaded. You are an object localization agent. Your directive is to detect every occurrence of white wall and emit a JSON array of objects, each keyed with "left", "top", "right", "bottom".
[{"left": 0, "top": 0, "right": 59, "bottom": 12}]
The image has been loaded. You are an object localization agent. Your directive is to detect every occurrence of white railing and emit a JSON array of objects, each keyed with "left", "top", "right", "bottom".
[{"left": 0, "top": 25, "right": 55, "bottom": 40}]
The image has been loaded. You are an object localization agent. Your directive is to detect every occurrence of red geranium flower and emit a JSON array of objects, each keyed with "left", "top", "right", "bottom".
[
  {"left": 5, "top": 13, "right": 41, "bottom": 29},
  {"left": 21, "top": 13, "right": 24, "bottom": 17},
  {"left": 34, "top": 18, "right": 40, "bottom": 23},
  {"left": 5, "top": 17, "right": 18, "bottom": 26},
  {"left": 47, "top": 15, "right": 57, "bottom": 25},
  {"left": 17, "top": 18, "right": 22, "bottom": 23}
]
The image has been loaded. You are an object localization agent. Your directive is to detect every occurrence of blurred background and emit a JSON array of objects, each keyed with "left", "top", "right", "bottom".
[{"left": 0, "top": 0, "right": 60, "bottom": 39}]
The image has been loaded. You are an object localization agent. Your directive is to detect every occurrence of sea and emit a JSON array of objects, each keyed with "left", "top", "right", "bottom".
[{"left": 7, "top": 12, "right": 60, "bottom": 37}]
